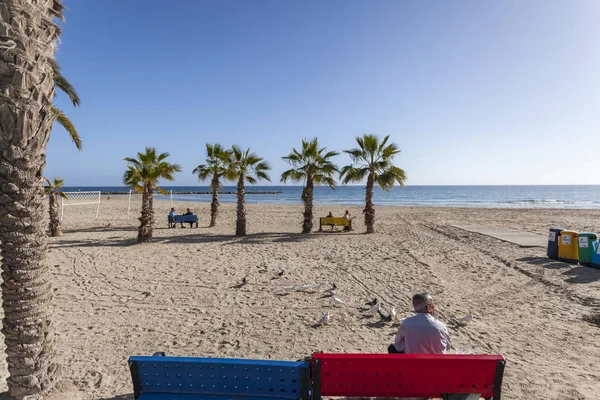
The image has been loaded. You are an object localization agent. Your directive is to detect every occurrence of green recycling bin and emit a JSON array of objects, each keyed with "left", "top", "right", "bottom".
[{"left": 578, "top": 232, "right": 598, "bottom": 266}]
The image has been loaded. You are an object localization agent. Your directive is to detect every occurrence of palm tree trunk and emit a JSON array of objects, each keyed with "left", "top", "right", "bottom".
[
  {"left": 0, "top": 1, "right": 64, "bottom": 396},
  {"left": 48, "top": 194, "right": 62, "bottom": 236},
  {"left": 209, "top": 175, "right": 220, "bottom": 227},
  {"left": 364, "top": 173, "right": 375, "bottom": 233},
  {"left": 235, "top": 175, "right": 246, "bottom": 236},
  {"left": 138, "top": 184, "right": 154, "bottom": 243},
  {"left": 301, "top": 176, "right": 314, "bottom": 233}
]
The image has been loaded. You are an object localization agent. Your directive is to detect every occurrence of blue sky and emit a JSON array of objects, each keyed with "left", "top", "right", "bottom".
[{"left": 47, "top": 0, "right": 600, "bottom": 186}]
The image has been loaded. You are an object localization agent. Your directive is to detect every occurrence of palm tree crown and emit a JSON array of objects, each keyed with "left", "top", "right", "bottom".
[
  {"left": 230, "top": 145, "right": 271, "bottom": 183},
  {"left": 123, "top": 147, "right": 181, "bottom": 193},
  {"left": 193, "top": 143, "right": 234, "bottom": 189},
  {"left": 44, "top": 176, "right": 67, "bottom": 198},
  {"left": 340, "top": 134, "right": 406, "bottom": 189},
  {"left": 281, "top": 138, "right": 339, "bottom": 188}
]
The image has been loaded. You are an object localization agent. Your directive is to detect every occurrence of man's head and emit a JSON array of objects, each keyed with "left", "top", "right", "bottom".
[
  {"left": 171, "top": 208, "right": 175, "bottom": 211},
  {"left": 186, "top": 208, "right": 191, "bottom": 212},
  {"left": 412, "top": 292, "right": 435, "bottom": 315}
]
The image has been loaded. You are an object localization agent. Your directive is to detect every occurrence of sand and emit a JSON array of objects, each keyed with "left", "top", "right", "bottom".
[{"left": 1, "top": 196, "right": 599, "bottom": 400}]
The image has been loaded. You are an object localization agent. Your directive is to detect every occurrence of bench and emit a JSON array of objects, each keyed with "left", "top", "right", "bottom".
[
  {"left": 318, "top": 217, "right": 350, "bottom": 232},
  {"left": 311, "top": 353, "right": 505, "bottom": 400},
  {"left": 169, "top": 214, "right": 199, "bottom": 228},
  {"left": 128, "top": 355, "right": 311, "bottom": 400}
]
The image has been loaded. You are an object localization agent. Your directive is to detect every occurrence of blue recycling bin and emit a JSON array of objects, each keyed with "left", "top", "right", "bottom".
[
  {"left": 591, "top": 241, "right": 600, "bottom": 269},
  {"left": 547, "top": 227, "right": 564, "bottom": 260}
]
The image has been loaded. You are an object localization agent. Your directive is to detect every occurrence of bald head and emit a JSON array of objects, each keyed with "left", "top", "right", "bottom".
[{"left": 413, "top": 293, "right": 435, "bottom": 313}]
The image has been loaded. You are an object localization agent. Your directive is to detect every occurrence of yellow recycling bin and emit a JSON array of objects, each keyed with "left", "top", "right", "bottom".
[{"left": 558, "top": 230, "right": 579, "bottom": 263}]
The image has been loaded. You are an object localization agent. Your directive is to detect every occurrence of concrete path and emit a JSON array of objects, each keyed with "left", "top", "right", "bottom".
[{"left": 451, "top": 225, "right": 547, "bottom": 248}]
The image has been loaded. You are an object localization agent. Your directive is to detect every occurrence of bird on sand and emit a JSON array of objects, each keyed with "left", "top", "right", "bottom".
[
  {"left": 365, "top": 298, "right": 378, "bottom": 306},
  {"left": 232, "top": 276, "right": 248, "bottom": 289},
  {"left": 271, "top": 270, "right": 285, "bottom": 280},
  {"left": 377, "top": 309, "right": 393, "bottom": 322},
  {"left": 366, "top": 303, "right": 380, "bottom": 315},
  {"left": 331, "top": 296, "right": 346, "bottom": 306},
  {"left": 458, "top": 313, "right": 473, "bottom": 323},
  {"left": 390, "top": 306, "right": 397, "bottom": 321},
  {"left": 316, "top": 312, "right": 330, "bottom": 326},
  {"left": 325, "top": 283, "right": 337, "bottom": 292}
]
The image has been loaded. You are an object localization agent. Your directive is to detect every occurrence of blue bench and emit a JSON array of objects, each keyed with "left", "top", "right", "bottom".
[
  {"left": 128, "top": 355, "right": 311, "bottom": 400},
  {"left": 169, "top": 214, "right": 199, "bottom": 228}
]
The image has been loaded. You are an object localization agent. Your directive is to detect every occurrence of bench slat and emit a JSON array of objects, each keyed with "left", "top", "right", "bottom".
[
  {"left": 129, "top": 356, "right": 310, "bottom": 400},
  {"left": 312, "top": 353, "right": 505, "bottom": 399}
]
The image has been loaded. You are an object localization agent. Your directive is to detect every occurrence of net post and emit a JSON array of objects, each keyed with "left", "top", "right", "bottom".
[
  {"left": 96, "top": 192, "right": 101, "bottom": 218},
  {"left": 128, "top": 189, "right": 132, "bottom": 215}
]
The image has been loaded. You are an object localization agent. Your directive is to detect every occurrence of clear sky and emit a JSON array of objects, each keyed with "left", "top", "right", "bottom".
[{"left": 47, "top": 0, "right": 600, "bottom": 186}]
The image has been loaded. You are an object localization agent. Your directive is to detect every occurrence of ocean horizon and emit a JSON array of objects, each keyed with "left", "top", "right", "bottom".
[{"left": 60, "top": 185, "right": 600, "bottom": 209}]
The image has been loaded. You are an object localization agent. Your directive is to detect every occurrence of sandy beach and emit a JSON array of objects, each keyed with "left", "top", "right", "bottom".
[{"left": 1, "top": 196, "right": 599, "bottom": 399}]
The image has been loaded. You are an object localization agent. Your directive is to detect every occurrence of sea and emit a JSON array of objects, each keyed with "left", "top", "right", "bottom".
[{"left": 60, "top": 185, "right": 600, "bottom": 209}]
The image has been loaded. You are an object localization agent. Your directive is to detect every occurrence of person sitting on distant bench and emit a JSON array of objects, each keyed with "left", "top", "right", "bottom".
[
  {"left": 182, "top": 208, "right": 195, "bottom": 228},
  {"left": 327, "top": 211, "right": 334, "bottom": 230},
  {"left": 168, "top": 208, "right": 177, "bottom": 228},
  {"left": 388, "top": 292, "right": 451, "bottom": 354},
  {"left": 343, "top": 209, "right": 354, "bottom": 231}
]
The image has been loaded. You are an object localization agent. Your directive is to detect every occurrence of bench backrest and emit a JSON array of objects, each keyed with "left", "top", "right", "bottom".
[
  {"left": 173, "top": 215, "right": 198, "bottom": 223},
  {"left": 320, "top": 217, "right": 349, "bottom": 226},
  {"left": 129, "top": 356, "right": 310, "bottom": 400},
  {"left": 311, "top": 353, "right": 505, "bottom": 399}
]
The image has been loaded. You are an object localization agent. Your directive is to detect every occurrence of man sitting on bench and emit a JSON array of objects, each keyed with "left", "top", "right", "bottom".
[
  {"left": 181, "top": 208, "right": 195, "bottom": 228},
  {"left": 388, "top": 292, "right": 452, "bottom": 354}
]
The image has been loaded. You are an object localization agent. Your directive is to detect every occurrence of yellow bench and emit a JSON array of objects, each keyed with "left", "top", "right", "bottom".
[{"left": 319, "top": 217, "right": 351, "bottom": 232}]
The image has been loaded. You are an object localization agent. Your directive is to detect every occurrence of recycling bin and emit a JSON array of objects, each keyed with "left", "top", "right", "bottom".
[
  {"left": 577, "top": 232, "right": 598, "bottom": 266},
  {"left": 591, "top": 241, "right": 600, "bottom": 269},
  {"left": 558, "top": 230, "right": 579, "bottom": 263},
  {"left": 547, "top": 227, "right": 564, "bottom": 260}
]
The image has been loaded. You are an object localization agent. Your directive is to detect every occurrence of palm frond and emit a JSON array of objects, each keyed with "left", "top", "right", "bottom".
[
  {"left": 52, "top": 106, "right": 82, "bottom": 151},
  {"left": 53, "top": 62, "right": 80, "bottom": 107}
]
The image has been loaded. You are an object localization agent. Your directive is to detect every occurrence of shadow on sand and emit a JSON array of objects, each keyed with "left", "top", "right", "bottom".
[
  {"left": 516, "top": 256, "right": 600, "bottom": 284},
  {"left": 55, "top": 231, "right": 317, "bottom": 249}
]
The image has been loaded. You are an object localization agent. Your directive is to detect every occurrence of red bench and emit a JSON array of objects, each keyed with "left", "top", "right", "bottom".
[{"left": 311, "top": 353, "right": 505, "bottom": 400}]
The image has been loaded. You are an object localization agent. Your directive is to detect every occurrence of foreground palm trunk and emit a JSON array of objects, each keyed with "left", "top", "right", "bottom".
[
  {"left": 210, "top": 175, "right": 220, "bottom": 227},
  {"left": 302, "top": 177, "right": 314, "bottom": 233},
  {"left": 48, "top": 194, "right": 62, "bottom": 236},
  {"left": 138, "top": 184, "right": 154, "bottom": 242},
  {"left": 236, "top": 176, "right": 246, "bottom": 236},
  {"left": 0, "top": 1, "right": 63, "bottom": 396},
  {"left": 364, "top": 173, "right": 375, "bottom": 233}
]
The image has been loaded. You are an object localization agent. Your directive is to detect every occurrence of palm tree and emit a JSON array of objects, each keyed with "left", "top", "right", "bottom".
[
  {"left": 52, "top": 61, "right": 82, "bottom": 150},
  {"left": 192, "top": 143, "right": 233, "bottom": 227},
  {"left": 44, "top": 177, "right": 67, "bottom": 237},
  {"left": 0, "top": 1, "right": 65, "bottom": 396},
  {"left": 123, "top": 147, "right": 181, "bottom": 243},
  {"left": 340, "top": 134, "right": 407, "bottom": 233},
  {"left": 281, "top": 138, "right": 339, "bottom": 233},
  {"left": 229, "top": 146, "right": 271, "bottom": 236}
]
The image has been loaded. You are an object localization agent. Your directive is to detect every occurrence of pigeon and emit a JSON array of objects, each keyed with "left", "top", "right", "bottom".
[
  {"left": 377, "top": 309, "right": 393, "bottom": 322},
  {"left": 458, "top": 313, "right": 473, "bottom": 323},
  {"left": 323, "top": 289, "right": 336, "bottom": 297},
  {"left": 232, "top": 276, "right": 248, "bottom": 289},
  {"left": 271, "top": 270, "right": 285, "bottom": 280},
  {"left": 316, "top": 312, "right": 330, "bottom": 326},
  {"left": 365, "top": 298, "right": 378, "bottom": 306},
  {"left": 331, "top": 296, "right": 346, "bottom": 306},
  {"left": 390, "top": 306, "right": 397, "bottom": 320},
  {"left": 366, "top": 303, "right": 380, "bottom": 315}
]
